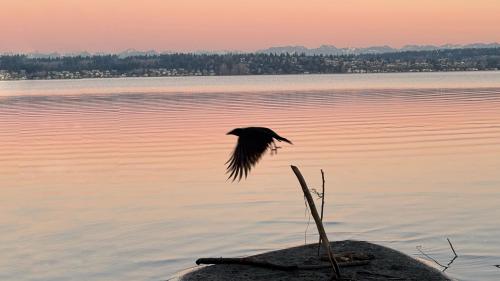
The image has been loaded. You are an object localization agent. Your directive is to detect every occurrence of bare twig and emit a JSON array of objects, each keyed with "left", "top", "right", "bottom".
[
  {"left": 318, "top": 169, "right": 326, "bottom": 256},
  {"left": 416, "top": 237, "right": 459, "bottom": 272},
  {"left": 447, "top": 238, "right": 458, "bottom": 257},
  {"left": 444, "top": 256, "right": 458, "bottom": 272},
  {"left": 320, "top": 169, "right": 326, "bottom": 222},
  {"left": 416, "top": 246, "right": 447, "bottom": 268},
  {"left": 442, "top": 238, "right": 458, "bottom": 271}
]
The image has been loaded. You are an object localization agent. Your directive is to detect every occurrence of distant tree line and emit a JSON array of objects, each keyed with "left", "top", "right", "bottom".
[{"left": 1, "top": 47, "right": 499, "bottom": 80}]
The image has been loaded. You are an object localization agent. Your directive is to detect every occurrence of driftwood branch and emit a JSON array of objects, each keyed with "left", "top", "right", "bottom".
[
  {"left": 291, "top": 165, "right": 341, "bottom": 279},
  {"left": 196, "top": 258, "right": 297, "bottom": 270},
  {"left": 195, "top": 257, "right": 369, "bottom": 270}
]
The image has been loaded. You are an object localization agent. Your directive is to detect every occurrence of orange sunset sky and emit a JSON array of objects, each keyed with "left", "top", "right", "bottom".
[{"left": 1, "top": 0, "right": 499, "bottom": 53}]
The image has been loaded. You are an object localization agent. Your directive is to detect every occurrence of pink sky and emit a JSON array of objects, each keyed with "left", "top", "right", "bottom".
[{"left": 1, "top": 0, "right": 499, "bottom": 53}]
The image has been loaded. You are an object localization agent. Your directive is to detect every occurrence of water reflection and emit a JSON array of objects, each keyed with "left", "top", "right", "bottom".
[{"left": 0, "top": 73, "right": 500, "bottom": 281}]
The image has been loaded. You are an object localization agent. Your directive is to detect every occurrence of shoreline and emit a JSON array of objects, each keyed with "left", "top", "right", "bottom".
[{"left": 1, "top": 69, "right": 498, "bottom": 82}]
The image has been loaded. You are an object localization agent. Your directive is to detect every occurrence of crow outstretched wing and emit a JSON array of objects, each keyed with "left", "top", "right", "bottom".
[{"left": 226, "top": 134, "right": 272, "bottom": 181}]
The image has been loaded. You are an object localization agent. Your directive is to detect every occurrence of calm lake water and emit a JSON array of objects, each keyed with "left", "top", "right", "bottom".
[{"left": 1, "top": 72, "right": 500, "bottom": 281}]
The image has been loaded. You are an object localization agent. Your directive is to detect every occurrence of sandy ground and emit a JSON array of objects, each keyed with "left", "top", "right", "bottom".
[{"left": 181, "top": 240, "right": 452, "bottom": 281}]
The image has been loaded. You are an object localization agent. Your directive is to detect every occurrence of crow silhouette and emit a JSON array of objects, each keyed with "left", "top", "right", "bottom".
[{"left": 226, "top": 127, "right": 292, "bottom": 181}]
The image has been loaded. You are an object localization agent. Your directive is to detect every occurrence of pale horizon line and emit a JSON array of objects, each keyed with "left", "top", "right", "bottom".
[{"left": 1, "top": 41, "right": 499, "bottom": 56}]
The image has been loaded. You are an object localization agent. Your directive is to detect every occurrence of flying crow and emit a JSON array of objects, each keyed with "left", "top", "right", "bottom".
[{"left": 226, "top": 127, "right": 292, "bottom": 181}]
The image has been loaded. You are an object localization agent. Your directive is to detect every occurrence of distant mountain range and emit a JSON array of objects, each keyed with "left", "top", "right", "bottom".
[
  {"left": 2, "top": 43, "right": 499, "bottom": 58},
  {"left": 257, "top": 43, "right": 500, "bottom": 56}
]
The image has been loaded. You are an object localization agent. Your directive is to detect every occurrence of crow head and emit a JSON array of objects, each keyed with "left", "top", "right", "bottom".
[{"left": 226, "top": 128, "right": 243, "bottom": 136}]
